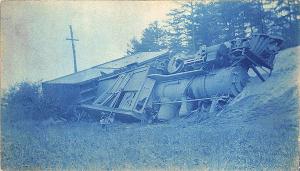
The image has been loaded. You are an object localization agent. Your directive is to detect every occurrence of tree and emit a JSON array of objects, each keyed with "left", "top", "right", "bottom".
[
  {"left": 263, "top": 0, "right": 300, "bottom": 47},
  {"left": 126, "top": 0, "right": 300, "bottom": 55},
  {"left": 126, "top": 21, "right": 167, "bottom": 55},
  {"left": 126, "top": 37, "right": 142, "bottom": 55},
  {"left": 166, "top": 8, "right": 189, "bottom": 53}
]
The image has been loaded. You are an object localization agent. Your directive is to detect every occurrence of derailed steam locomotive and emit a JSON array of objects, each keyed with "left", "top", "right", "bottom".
[{"left": 43, "top": 34, "right": 283, "bottom": 122}]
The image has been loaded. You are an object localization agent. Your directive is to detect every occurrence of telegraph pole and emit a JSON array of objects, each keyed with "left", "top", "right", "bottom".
[{"left": 66, "top": 25, "right": 79, "bottom": 73}]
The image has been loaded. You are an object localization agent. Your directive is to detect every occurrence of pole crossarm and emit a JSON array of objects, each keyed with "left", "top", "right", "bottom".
[{"left": 66, "top": 38, "right": 79, "bottom": 41}]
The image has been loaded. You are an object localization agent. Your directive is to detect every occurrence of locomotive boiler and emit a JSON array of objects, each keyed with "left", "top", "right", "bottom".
[{"left": 43, "top": 34, "right": 283, "bottom": 122}]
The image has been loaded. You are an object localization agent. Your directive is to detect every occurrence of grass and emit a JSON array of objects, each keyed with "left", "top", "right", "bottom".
[{"left": 1, "top": 87, "right": 298, "bottom": 170}]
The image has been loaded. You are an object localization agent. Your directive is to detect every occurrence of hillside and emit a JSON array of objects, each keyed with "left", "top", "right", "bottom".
[{"left": 1, "top": 46, "right": 299, "bottom": 170}]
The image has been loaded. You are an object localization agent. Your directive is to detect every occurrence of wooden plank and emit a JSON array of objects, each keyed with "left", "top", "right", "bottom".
[
  {"left": 80, "top": 87, "right": 97, "bottom": 95},
  {"left": 79, "top": 96, "right": 96, "bottom": 104},
  {"left": 80, "top": 104, "right": 137, "bottom": 117},
  {"left": 148, "top": 69, "right": 209, "bottom": 82}
]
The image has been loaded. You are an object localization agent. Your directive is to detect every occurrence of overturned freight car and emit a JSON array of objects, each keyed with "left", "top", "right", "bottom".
[{"left": 42, "top": 34, "right": 283, "bottom": 122}]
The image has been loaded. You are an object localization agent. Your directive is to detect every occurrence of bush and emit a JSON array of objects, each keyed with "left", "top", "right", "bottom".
[{"left": 1, "top": 81, "right": 67, "bottom": 122}]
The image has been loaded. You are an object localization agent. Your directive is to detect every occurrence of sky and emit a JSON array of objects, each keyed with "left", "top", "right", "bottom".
[{"left": 1, "top": 1, "right": 179, "bottom": 89}]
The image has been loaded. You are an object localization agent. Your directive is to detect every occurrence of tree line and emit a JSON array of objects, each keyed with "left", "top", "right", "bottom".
[{"left": 127, "top": 0, "right": 300, "bottom": 55}]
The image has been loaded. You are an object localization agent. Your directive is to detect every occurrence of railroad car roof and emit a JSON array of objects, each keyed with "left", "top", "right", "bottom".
[{"left": 44, "top": 49, "right": 168, "bottom": 84}]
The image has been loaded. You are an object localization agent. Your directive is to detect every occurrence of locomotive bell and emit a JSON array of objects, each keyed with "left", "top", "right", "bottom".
[{"left": 167, "top": 53, "right": 186, "bottom": 74}]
